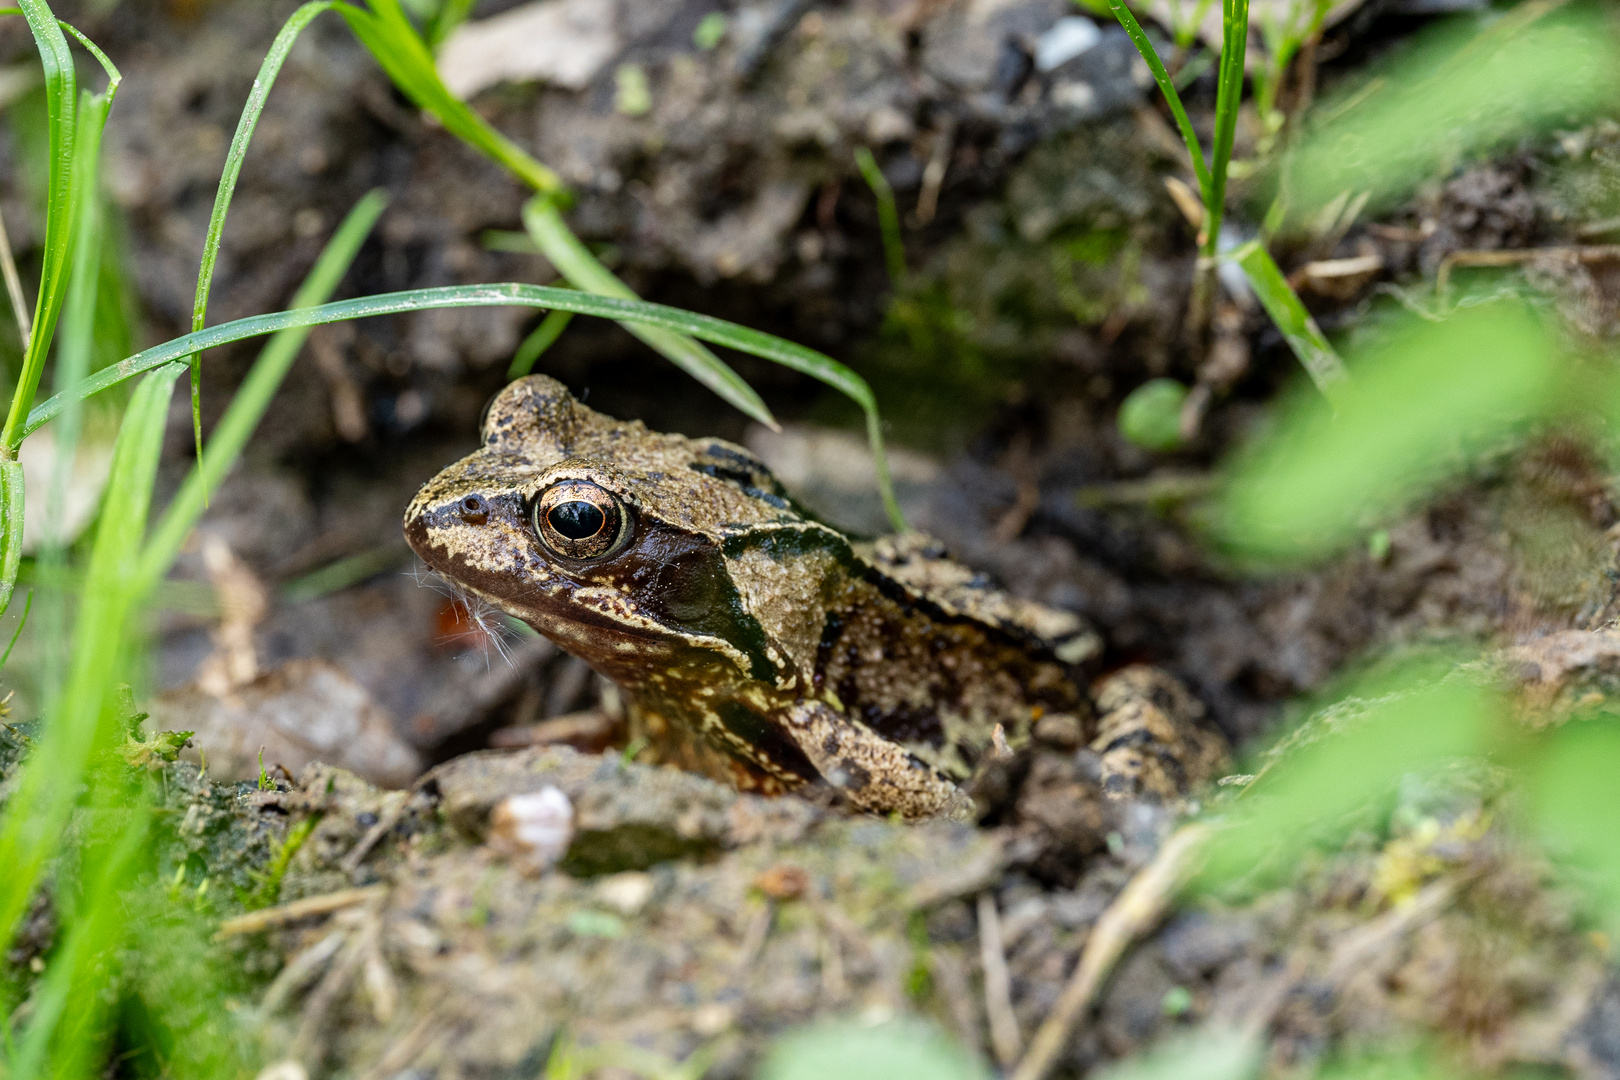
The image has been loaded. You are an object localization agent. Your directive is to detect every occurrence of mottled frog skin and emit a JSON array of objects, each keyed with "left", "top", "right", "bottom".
[{"left": 404, "top": 376, "right": 1223, "bottom": 818}]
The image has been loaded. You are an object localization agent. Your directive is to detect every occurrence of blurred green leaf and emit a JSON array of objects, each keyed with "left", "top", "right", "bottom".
[
  {"left": 0, "top": 364, "right": 179, "bottom": 991},
  {"left": 1528, "top": 718, "right": 1620, "bottom": 934},
  {"left": 1119, "top": 378, "right": 1189, "bottom": 451},
  {"left": 1094, "top": 1028, "right": 1260, "bottom": 1080},
  {"left": 1286, "top": 9, "right": 1620, "bottom": 215},
  {"left": 1217, "top": 301, "right": 1558, "bottom": 563},
  {"left": 760, "top": 1020, "right": 990, "bottom": 1080},
  {"left": 1199, "top": 669, "right": 1500, "bottom": 889}
]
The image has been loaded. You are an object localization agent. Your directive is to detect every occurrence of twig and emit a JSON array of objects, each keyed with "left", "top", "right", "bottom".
[
  {"left": 978, "top": 892, "right": 1023, "bottom": 1067},
  {"left": 1322, "top": 873, "right": 1463, "bottom": 985},
  {"left": 930, "top": 949, "right": 984, "bottom": 1056},
  {"left": 0, "top": 201, "right": 30, "bottom": 349},
  {"left": 914, "top": 116, "right": 956, "bottom": 226},
  {"left": 355, "top": 1010, "right": 455, "bottom": 1080},
  {"left": 340, "top": 797, "right": 410, "bottom": 874},
  {"left": 260, "top": 929, "right": 348, "bottom": 1015},
  {"left": 217, "top": 885, "right": 387, "bottom": 937},
  {"left": 1010, "top": 823, "right": 1212, "bottom": 1080},
  {"left": 1436, "top": 245, "right": 1620, "bottom": 308},
  {"left": 735, "top": 901, "right": 773, "bottom": 971}
]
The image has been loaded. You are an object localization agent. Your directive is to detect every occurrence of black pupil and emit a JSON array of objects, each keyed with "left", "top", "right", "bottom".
[{"left": 549, "top": 500, "right": 606, "bottom": 541}]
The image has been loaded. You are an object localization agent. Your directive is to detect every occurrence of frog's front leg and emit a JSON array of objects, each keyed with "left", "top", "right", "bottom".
[{"left": 781, "top": 701, "right": 973, "bottom": 821}]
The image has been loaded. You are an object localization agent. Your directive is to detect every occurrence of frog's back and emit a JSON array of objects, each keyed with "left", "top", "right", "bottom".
[{"left": 812, "top": 532, "right": 1101, "bottom": 779}]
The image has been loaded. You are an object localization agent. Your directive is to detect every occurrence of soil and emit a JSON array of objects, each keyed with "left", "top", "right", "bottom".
[{"left": 3, "top": 0, "right": 1620, "bottom": 1075}]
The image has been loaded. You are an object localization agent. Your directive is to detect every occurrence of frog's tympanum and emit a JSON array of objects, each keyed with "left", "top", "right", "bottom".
[{"left": 405, "top": 376, "right": 1225, "bottom": 819}]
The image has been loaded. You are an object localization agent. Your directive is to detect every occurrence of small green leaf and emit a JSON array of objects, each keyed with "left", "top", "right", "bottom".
[
  {"left": 1119, "top": 378, "right": 1188, "bottom": 451},
  {"left": 761, "top": 1020, "right": 988, "bottom": 1080},
  {"left": 693, "top": 12, "right": 727, "bottom": 50},
  {"left": 613, "top": 62, "right": 651, "bottom": 116},
  {"left": 566, "top": 910, "right": 626, "bottom": 939}
]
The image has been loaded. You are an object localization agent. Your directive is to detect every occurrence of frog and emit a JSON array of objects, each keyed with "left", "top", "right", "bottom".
[{"left": 404, "top": 375, "right": 1226, "bottom": 819}]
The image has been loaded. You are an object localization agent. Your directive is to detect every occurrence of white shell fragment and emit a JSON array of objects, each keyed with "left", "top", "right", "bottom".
[
  {"left": 1035, "top": 17, "right": 1101, "bottom": 73},
  {"left": 489, "top": 786, "right": 575, "bottom": 871},
  {"left": 437, "top": 0, "right": 620, "bottom": 100}
]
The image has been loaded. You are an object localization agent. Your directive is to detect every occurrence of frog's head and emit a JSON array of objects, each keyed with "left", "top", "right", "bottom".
[{"left": 404, "top": 376, "right": 844, "bottom": 690}]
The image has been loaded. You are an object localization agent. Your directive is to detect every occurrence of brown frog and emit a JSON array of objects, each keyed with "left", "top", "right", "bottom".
[{"left": 404, "top": 376, "right": 1225, "bottom": 819}]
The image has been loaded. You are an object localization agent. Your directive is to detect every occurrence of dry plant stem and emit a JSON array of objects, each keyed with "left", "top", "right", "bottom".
[
  {"left": 0, "top": 202, "right": 30, "bottom": 348},
  {"left": 260, "top": 929, "right": 349, "bottom": 1016},
  {"left": 1436, "top": 245, "right": 1620, "bottom": 308},
  {"left": 914, "top": 116, "right": 956, "bottom": 226},
  {"left": 978, "top": 892, "right": 1023, "bottom": 1067},
  {"left": 1323, "top": 873, "right": 1465, "bottom": 984},
  {"left": 1010, "top": 823, "right": 1212, "bottom": 1080},
  {"left": 216, "top": 885, "right": 387, "bottom": 937},
  {"left": 340, "top": 796, "right": 410, "bottom": 874}
]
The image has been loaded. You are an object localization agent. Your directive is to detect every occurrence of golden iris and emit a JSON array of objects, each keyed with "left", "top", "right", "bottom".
[{"left": 534, "top": 480, "right": 627, "bottom": 559}]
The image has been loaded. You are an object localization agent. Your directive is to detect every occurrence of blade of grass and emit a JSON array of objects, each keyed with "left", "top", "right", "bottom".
[
  {"left": 424, "top": 0, "right": 475, "bottom": 50},
  {"left": 186, "top": 0, "right": 335, "bottom": 475},
  {"left": 11, "top": 800, "right": 149, "bottom": 1080},
  {"left": 0, "top": 461, "right": 21, "bottom": 616},
  {"left": 1229, "top": 239, "right": 1347, "bottom": 396},
  {"left": 336, "top": 0, "right": 563, "bottom": 193},
  {"left": 44, "top": 88, "right": 110, "bottom": 552},
  {"left": 335, "top": 1, "right": 787, "bottom": 431},
  {"left": 0, "top": 6, "right": 119, "bottom": 618},
  {"left": 1203, "top": 0, "right": 1248, "bottom": 254},
  {"left": 0, "top": 0, "right": 80, "bottom": 455},
  {"left": 0, "top": 364, "right": 180, "bottom": 969},
  {"left": 507, "top": 306, "right": 574, "bottom": 380},
  {"left": 0, "top": 203, "right": 30, "bottom": 348},
  {"left": 853, "top": 147, "right": 906, "bottom": 288},
  {"left": 137, "top": 189, "right": 389, "bottom": 593},
  {"left": 1102, "top": 0, "right": 1212, "bottom": 199},
  {"left": 0, "top": 588, "right": 30, "bottom": 666},
  {"left": 522, "top": 197, "right": 775, "bottom": 429},
  {"left": 26, "top": 280, "right": 909, "bottom": 529}
]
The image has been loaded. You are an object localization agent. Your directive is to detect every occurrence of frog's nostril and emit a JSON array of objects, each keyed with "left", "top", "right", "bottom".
[{"left": 458, "top": 494, "right": 489, "bottom": 525}]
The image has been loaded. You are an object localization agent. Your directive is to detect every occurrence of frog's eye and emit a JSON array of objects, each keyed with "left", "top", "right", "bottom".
[{"left": 534, "top": 480, "right": 629, "bottom": 560}]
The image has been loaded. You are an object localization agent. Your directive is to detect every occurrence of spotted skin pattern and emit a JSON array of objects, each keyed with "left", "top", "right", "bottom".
[{"left": 404, "top": 376, "right": 1220, "bottom": 818}]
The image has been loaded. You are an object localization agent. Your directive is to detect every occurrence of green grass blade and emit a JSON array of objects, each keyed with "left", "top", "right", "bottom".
[
  {"left": 1102, "top": 0, "right": 1212, "bottom": 199},
  {"left": 186, "top": 0, "right": 336, "bottom": 474},
  {"left": 1229, "top": 239, "right": 1348, "bottom": 397},
  {"left": 0, "top": 364, "right": 180, "bottom": 966},
  {"left": 0, "top": 589, "right": 30, "bottom": 666},
  {"left": 424, "top": 0, "right": 476, "bottom": 49},
  {"left": 28, "top": 280, "right": 908, "bottom": 529},
  {"left": 0, "top": 0, "right": 78, "bottom": 454},
  {"left": 507, "top": 307, "right": 574, "bottom": 380},
  {"left": 337, "top": 3, "right": 784, "bottom": 430},
  {"left": 0, "top": 460, "right": 21, "bottom": 617},
  {"left": 44, "top": 88, "right": 109, "bottom": 548},
  {"left": 11, "top": 803, "right": 148, "bottom": 1080},
  {"left": 337, "top": 0, "right": 563, "bottom": 193},
  {"left": 1203, "top": 0, "right": 1249, "bottom": 252},
  {"left": 853, "top": 147, "right": 906, "bottom": 288},
  {"left": 522, "top": 197, "right": 776, "bottom": 428},
  {"left": 31, "top": 285, "right": 863, "bottom": 426},
  {"left": 137, "top": 189, "right": 389, "bottom": 594}
]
